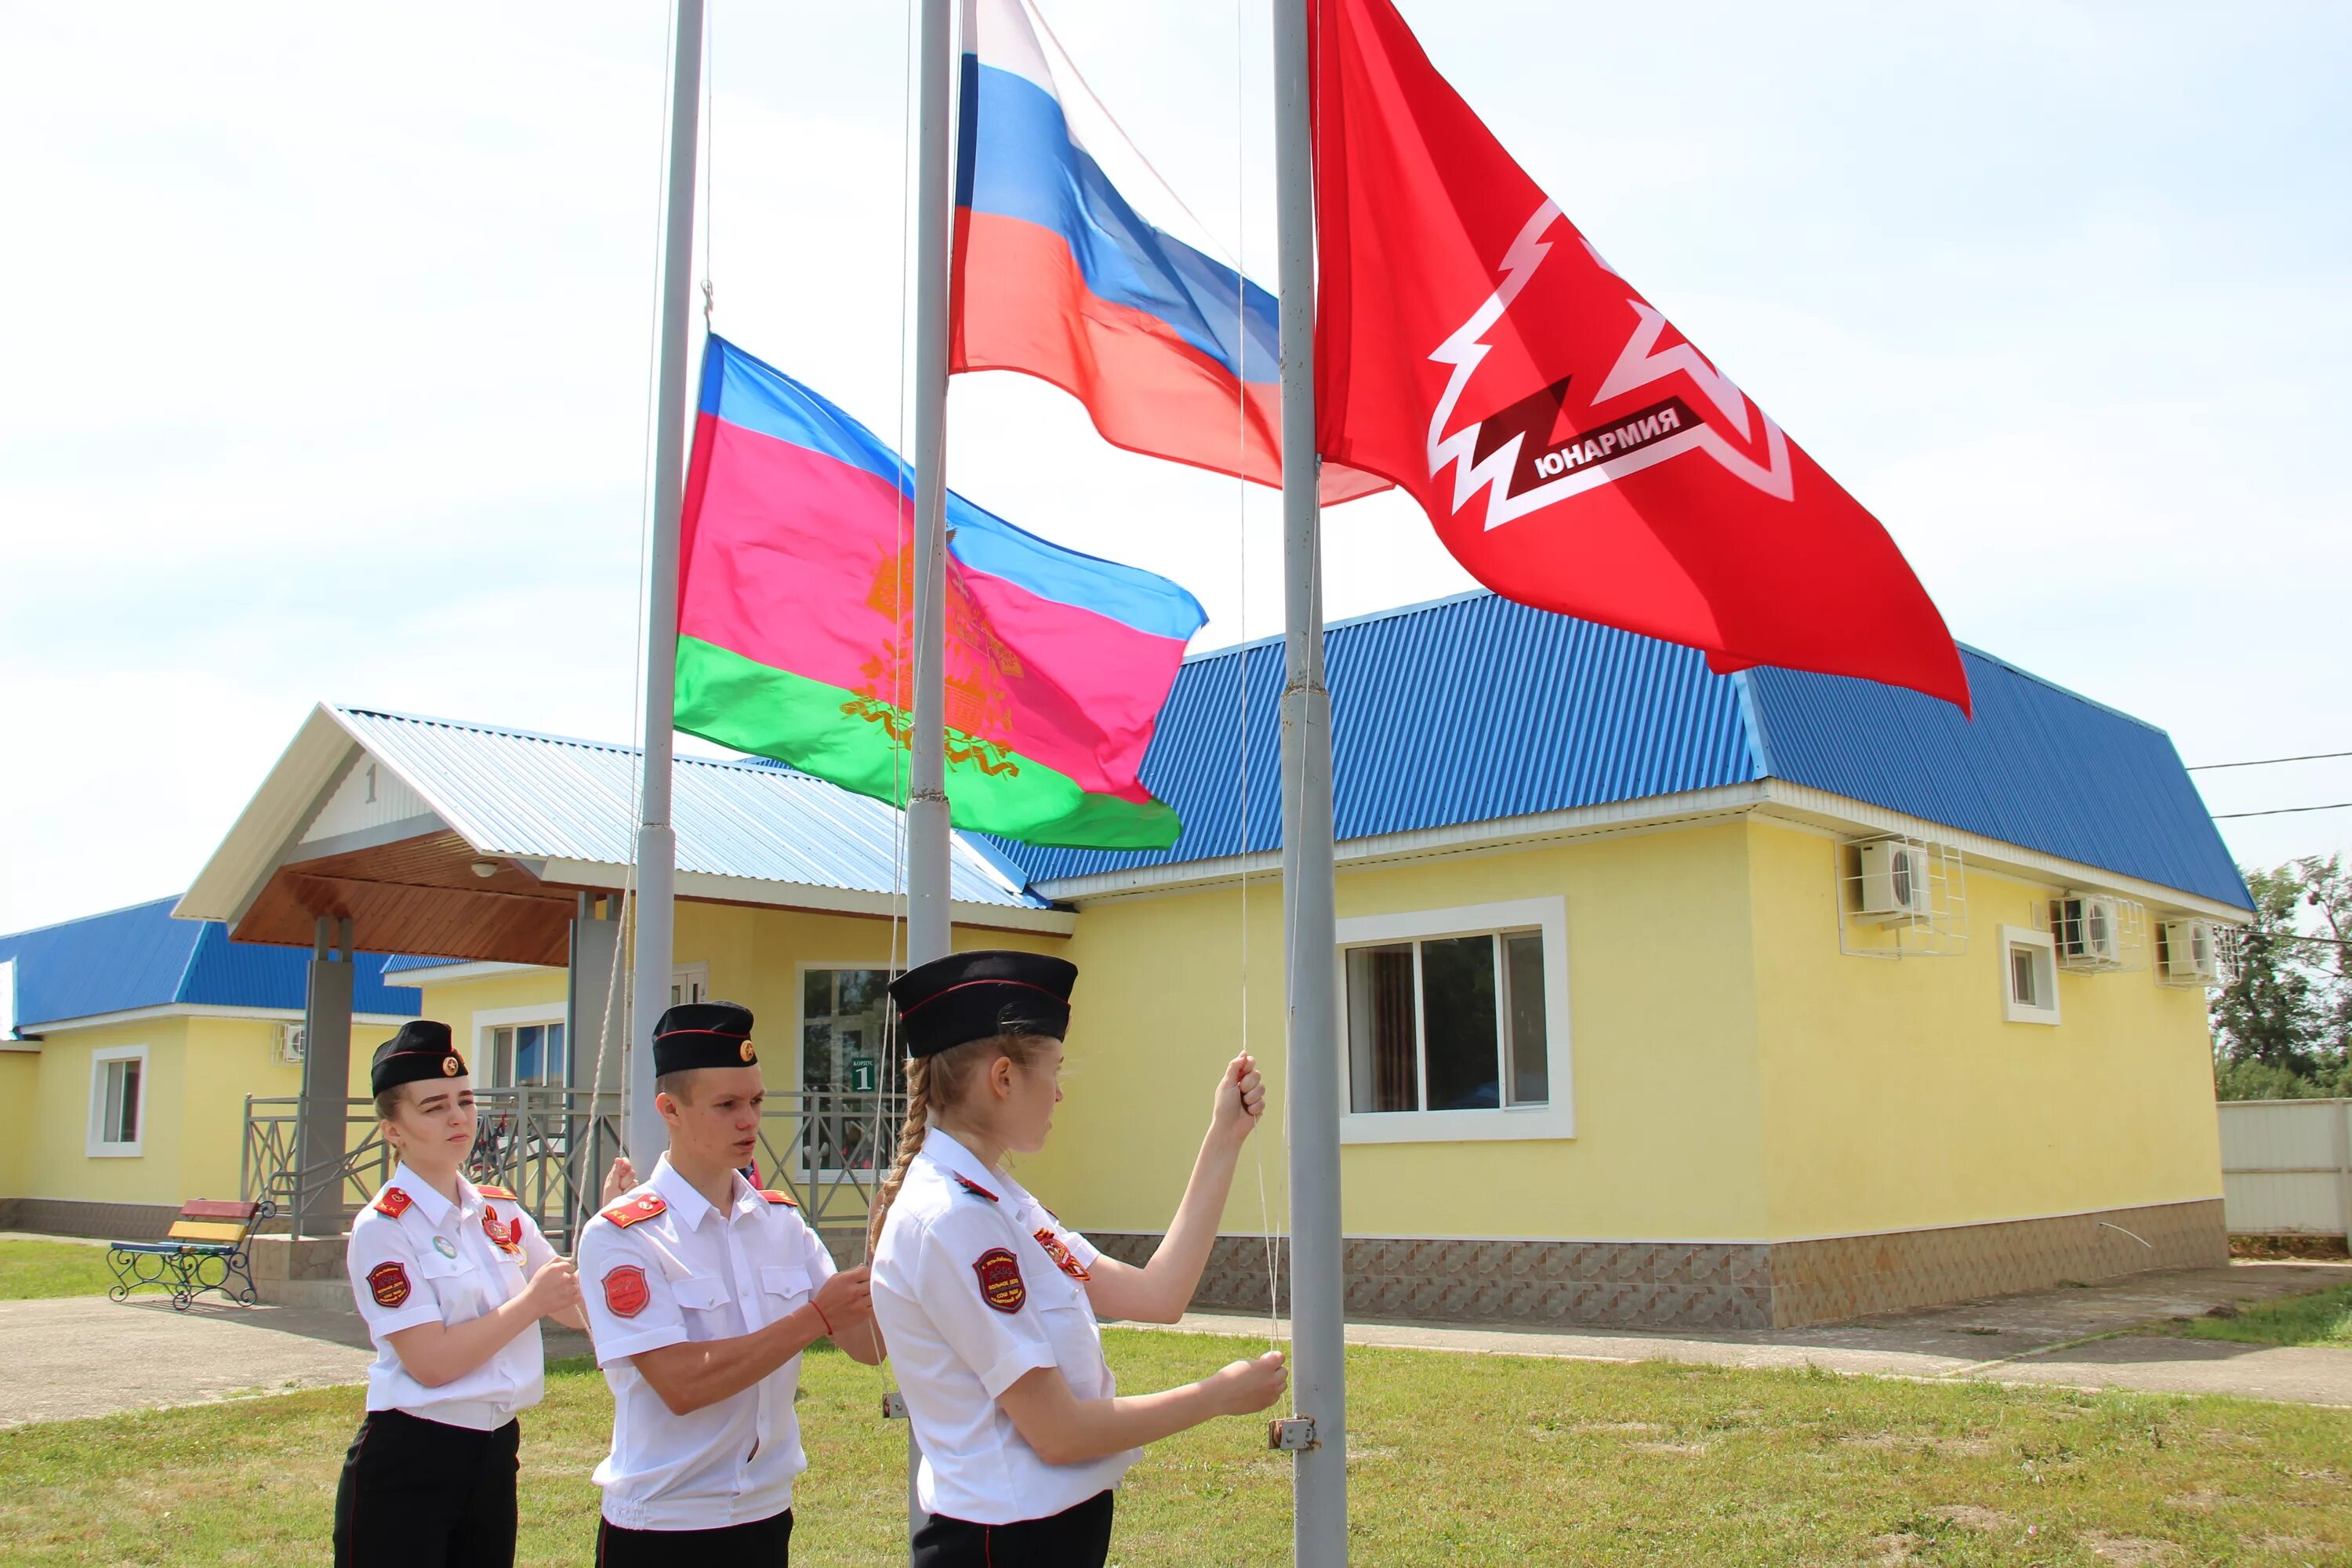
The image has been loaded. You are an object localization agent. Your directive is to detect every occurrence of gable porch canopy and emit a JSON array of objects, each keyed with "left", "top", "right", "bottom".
[{"left": 176, "top": 706, "right": 1071, "bottom": 964}]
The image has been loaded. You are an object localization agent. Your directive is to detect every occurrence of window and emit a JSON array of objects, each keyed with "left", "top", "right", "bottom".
[
  {"left": 87, "top": 1044, "right": 148, "bottom": 1156},
  {"left": 1347, "top": 932, "right": 1548, "bottom": 1112},
  {"left": 2001, "top": 925, "right": 2060, "bottom": 1025},
  {"left": 801, "top": 967, "right": 892, "bottom": 1173},
  {"left": 1337, "top": 898, "right": 1573, "bottom": 1144},
  {"left": 486, "top": 1022, "right": 566, "bottom": 1088},
  {"left": 669, "top": 963, "right": 710, "bottom": 1007}
]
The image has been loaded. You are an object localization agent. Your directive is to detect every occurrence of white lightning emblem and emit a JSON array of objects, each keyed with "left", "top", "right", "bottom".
[{"left": 1426, "top": 202, "right": 1794, "bottom": 532}]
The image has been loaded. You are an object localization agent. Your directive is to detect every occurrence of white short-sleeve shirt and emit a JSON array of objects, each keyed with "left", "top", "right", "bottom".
[
  {"left": 576, "top": 1155, "right": 837, "bottom": 1532},
  {"left": 871, "top": 1127, "right": 1135, "bottom": 1526},
  {"left": 344, "top": 1163, "right": 557, "bottom": 1431}
]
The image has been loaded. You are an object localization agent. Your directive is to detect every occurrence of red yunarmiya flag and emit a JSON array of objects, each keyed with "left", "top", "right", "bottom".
[{"left": 1311, "top": 0, "right": 1970, "bottom": 712}]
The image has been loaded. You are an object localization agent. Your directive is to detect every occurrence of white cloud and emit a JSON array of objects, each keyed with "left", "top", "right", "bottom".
[{"left": 2, "top": 0, "right": 2347, "bottom": 932}]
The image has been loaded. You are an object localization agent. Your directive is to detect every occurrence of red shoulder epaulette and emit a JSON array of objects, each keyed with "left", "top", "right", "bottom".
[
  {"left": 601, "top": 1192, "right": 667, "bottom": 1229},
  {"left": 372, "top": 1186, "right": 413, "bottom": 1218},
  {"left": 952, "top": 1174, "right": 999, "bottom": 1203},
  {"left": 476, "top": 1183, "right": 517, "bottom": 1201},
  {"left": 757, "top": 1189, "right": 799, "bottom": 1208}
]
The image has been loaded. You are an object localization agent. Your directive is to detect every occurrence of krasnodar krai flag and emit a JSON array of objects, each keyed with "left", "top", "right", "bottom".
[
  {"left": 675, "top": 336, "right": 1207, "bottom": 850},
  {"left": 1312, "top": 0, "right": 1970, "bottom": 712},
  {"left": 953, "top": 0, "right": 1384, "bottom": 502}
]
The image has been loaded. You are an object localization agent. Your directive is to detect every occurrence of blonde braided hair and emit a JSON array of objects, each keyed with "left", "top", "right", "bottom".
[{"left": 867, "top": 1033, "right": 1054, "bottom": 1252}]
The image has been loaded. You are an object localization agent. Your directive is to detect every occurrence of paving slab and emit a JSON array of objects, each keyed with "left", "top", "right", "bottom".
[
  {"left": 4, "top": 1261, "right": 2344, "bottom": 1429},
  {"left": 0, "top": 1295, "right": 592, "bottom": 1429},
  {"left": 1142, "top": 1261, "right": 2352, "bottom": 1408}
]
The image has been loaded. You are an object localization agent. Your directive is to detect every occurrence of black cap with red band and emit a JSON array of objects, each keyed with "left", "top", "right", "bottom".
[
  {"left": 887, "top": 950, "right": 1076, "bottom": 1058},
  {"left": 370, "top": 1019, "right": 466, "bottom": 1094},
  {"left": 653, "top": 1000, "right": 759, "bottom": 1074}
]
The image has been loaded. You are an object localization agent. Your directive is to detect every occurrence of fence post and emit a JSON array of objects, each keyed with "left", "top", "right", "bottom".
[{"left": 2338, "top": 1100, "right": 2352, "bottom": 1250}]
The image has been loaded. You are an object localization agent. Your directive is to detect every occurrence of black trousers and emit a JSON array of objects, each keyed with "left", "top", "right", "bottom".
[
  {"left": 597, "top": 1508, "right": 794, "bottom": 1566},
  {"left": 910, "top": 1490, "right": 1115, "bottom": 1568},
  {"left": 333, "top": 1408, "right": 521, "bottom": 1568}
]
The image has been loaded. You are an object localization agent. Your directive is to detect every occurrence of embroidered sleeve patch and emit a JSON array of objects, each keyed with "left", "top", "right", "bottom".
[
  {"left": 602, "top": 1265, "right": 652, "bottom": 1319},
  {"left": 367, "top": 1261, "right": 412, "bottom": 1308},
  {"left": 372, "top": 1187, "right": 412, "bottom": 1219},
  {"left": 973, "top": 1247, "right": 1026, "bottom": 1313},
  {"left": 1035, "top": 1229, "right": 1091, "bottom": 1282},
  {"left": 601, "top": 1193, "right": 667, "bottom": 1229}
]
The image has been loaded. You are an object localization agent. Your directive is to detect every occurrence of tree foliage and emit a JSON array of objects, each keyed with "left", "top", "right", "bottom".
[{"left": 2212, "top": 853, "right": 2352, "bottom": 1099}]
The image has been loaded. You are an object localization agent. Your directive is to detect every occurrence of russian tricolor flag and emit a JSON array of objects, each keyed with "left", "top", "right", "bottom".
[{"left": 953, "top": 0, "right": 1385, "bottom": 502}]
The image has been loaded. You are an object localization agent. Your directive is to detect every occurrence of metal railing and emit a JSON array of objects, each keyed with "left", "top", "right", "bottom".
[{"left": 243, "top": 1087, "right": 905, "bottom": 1249}]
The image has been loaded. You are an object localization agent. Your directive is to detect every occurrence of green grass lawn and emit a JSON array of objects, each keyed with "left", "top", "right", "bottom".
[
  {"left": 2, "top": 1332, "right": 2348, "bottom": 1565},
  {"left": 2173, "top": 1283, "right": 2352, "bottom": 1350},
  {"left": 0, "top": 1239, "right": 118, "bottom": 1301}
]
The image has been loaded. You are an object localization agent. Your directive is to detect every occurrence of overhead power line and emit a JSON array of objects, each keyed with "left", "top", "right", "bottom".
[
  {"left": 2211, "top": 801, "right": 2352, "bottom": 820},
  {"left": 2189, "top": 749, "right": 2352, "bottom": 771}
]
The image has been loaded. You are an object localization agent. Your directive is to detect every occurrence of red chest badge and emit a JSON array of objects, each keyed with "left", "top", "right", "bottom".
[
  {"left": 366, "top": 1261, "right": 412, "bottom": 1308},
  {"left": 602, "top": 1265, "right": 651, "bottom": 1319},
  {"left": 1034, "top": 1229, "right": 1090, "bottom": 1282},
  {"left": 482, "top": 1205, "right": 522, "bottom": 1256},
  {"left": 973, "top": 1247, "right": 1026, "bottom": 1314}
]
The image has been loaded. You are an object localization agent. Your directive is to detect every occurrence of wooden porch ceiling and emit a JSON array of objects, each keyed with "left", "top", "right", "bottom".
[{"left": 229, "top": 830, "right": 583, "bottom": 965}]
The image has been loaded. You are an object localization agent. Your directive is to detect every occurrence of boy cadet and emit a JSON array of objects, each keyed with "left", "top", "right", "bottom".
[{"left": 579, "top": 1000, "right": 882, "bottom": 1566}]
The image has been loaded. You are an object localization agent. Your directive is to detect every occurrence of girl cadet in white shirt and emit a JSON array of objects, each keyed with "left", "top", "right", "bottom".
[
  {"left": 869, "top": 949, "right": 1289, "bottom": 1568},
  {"left": 336, "top": 1019, "right": 622, "bottom": 1568}
]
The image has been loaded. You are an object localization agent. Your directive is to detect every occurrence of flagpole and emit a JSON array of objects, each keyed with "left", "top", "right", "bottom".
[
  {"left": 901, "top": 0, "right": 959, "bottom": 1538},
  {"left": 1272, "top": 0, "right": 1348, "bottom": 1562},
  {"left": 627, "top": 0, "right": 705, "bottom": 1171},
  {"left": 906, "top": 7, "right": 954, "bottom": 974}
]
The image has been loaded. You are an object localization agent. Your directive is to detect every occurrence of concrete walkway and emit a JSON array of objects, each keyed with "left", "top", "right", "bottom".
[
  {"left": 1148, "top": 1261, "right": 2352, "bottom": 1407},
  {"left": 0, "top": 1294, "right": 591, "bottom": 1429},
  {"left": 2, "top": 1261, "right": 2345, "bottom": 1429}
]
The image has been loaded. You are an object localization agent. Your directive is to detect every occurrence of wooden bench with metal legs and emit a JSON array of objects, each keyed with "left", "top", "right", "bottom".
[{"left": 107, "top": 1199, "right": 277, "bottom": 1310}]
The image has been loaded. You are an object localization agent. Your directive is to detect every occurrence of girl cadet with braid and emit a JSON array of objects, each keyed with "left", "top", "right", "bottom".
[
  {"left": 336, "top": 1020, "right": 628, "bottom": 1568},
  {"left": 869, "top": 950, "right": 1289, "bottom": 1567}
]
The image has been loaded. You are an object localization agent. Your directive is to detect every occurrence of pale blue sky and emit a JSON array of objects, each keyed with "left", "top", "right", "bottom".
[{"left": 2, "top": 2, "right": 2347, "bottom": 934}]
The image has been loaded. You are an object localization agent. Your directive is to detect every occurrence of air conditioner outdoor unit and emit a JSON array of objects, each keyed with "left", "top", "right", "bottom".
[
  {"left": 2158, "top": 919, "right": 2220, "bottom": 983},
  {"left": 1856, "top": 841, "right": 1931, "bottom": 921},
  {"left": 2053, "top": 895, "right": 2122, "bottom": 964},
  {"left": 274, "top": 1023, "right": 307, "bottom": 1066}
]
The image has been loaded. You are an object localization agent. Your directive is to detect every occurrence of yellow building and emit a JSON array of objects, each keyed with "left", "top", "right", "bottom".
[
  {"left": 22, "top": 591, "right": 2249, "bottom": 1327},
  {"left": 0, "top": 898, "right": 416, "bottom": 1237}
]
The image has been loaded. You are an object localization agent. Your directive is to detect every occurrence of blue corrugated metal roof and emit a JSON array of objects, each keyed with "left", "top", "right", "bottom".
[
  {"left": 998, "top": 590, "right": 2250, "bottom": 911},
  {"left": 0, "top": 897, "right": 421, "bottom": 1033},
  {"left": 336, "top": 709, "right": 1047, "bottom": 911},
  {"left": 1748, "top": 653, "right": 2249, "bottom": 910}
]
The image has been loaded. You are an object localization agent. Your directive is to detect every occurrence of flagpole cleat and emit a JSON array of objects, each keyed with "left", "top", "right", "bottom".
[{"left": 1268, "top": 1415, "right": 1317, "bottom": 1452}]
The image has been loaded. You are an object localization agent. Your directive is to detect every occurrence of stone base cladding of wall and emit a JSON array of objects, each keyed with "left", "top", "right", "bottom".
[
  {"left": 1768, "top": 1199, "right": 2228, "bottom": 1327},
  {"left": 0, "top": 1198, "right": 180, "bottom": 1241},
  {"left": 1087, "top": 1199, "right": 2227, "bottom": 1331}
]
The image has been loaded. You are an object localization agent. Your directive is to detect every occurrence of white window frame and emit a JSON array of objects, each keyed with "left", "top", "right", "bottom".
[
  {"left": 1336, "top": 897, "right": 1574, "bottom": 1145},
  {"left": 470, "top": 1004, "right": 568, "bottom": 1090},
  {"left": 86, "top": 1043, "right": 149, "bottom": 1157},
  {"left": 2001, "top": 924, "right": 2061, "bottom": 1025},
  {"left": 669, "top": 962, "right": 710, "bottom": 1008},
  {"left": 793, "top": 960, "right": 896, "bottom": 1179}
]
